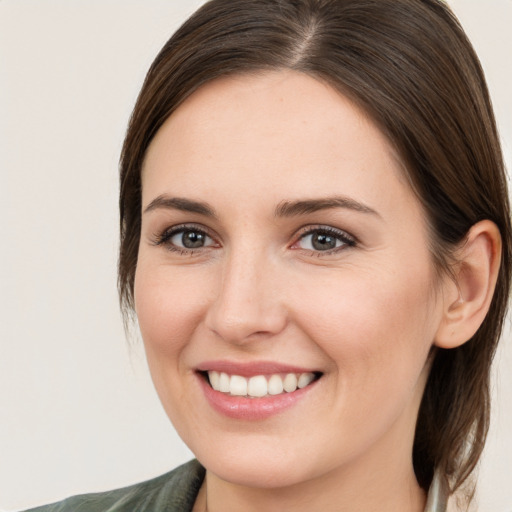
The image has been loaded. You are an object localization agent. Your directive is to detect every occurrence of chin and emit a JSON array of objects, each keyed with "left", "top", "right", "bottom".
[
  {"left": 198, "top": 450, "right": 316, "bottom": 489},
  {"left": 184, "top": 430, "right": 333, "bottom": 490}
]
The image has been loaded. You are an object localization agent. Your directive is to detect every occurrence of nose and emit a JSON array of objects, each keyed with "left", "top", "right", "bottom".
[{"left": 204, "top": 248, "right": 288, "bottom": 344}]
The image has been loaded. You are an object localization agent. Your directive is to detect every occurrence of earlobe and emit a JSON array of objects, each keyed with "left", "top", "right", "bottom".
[{"left": 435, "top": 220, "right": 502, "bottom": 349}]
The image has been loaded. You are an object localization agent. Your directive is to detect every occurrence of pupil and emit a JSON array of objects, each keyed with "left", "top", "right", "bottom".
[
  {"left": 182, "top": 231, "right": 205, "bottom": 248},
  {"left": 312, "top": 233, "right": 336, "bottom": 251}
]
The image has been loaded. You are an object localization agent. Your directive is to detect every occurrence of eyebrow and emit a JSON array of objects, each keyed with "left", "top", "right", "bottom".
[
  {"left": 274, "top": 196, "right": 380, "bottom": 218},
  {"left": 143, "top": 194, "right": 380, "bottom": 219},
  {"left": 143, "top": 195, "right": 217, "bottom": 217}
]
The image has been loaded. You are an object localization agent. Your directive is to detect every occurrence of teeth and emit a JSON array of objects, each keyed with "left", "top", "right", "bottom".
[
  {"left": 230, "top": 375, "right": 247, "bottom": 396},
  {"left": 219, "top": 372, "right": 230, "bottom": 392},
  {"left": 209, "top": 371, "right": 220, "bottom": 390},
  {"left": 283, "top": 373, "right": 298, "bottom": 392},
  {"left": 207, "top": 371, "right": 318, "bottom": 397},
  {"left": 268, "top": 374, "right": 284, "bottom": 395},
  {"left": 298, "top": 372, "right": 315, "bottom": 388},
  {"left": 248, "top": 375, "right": 267, "bottom": 397}
]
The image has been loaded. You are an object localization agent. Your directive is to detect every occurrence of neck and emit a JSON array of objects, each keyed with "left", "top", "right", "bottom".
[{"left": 195, "top": 453, "right": 426, "bottom": 512}]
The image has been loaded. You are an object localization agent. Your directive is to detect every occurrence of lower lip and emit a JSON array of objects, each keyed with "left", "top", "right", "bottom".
[{"left": 198, "top": 374, "right": 318, "bottom": 421}]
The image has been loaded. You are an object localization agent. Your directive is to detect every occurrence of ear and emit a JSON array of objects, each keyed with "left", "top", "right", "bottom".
[{"left": 435, "top": 220, "right": 502, "bottom": 349}]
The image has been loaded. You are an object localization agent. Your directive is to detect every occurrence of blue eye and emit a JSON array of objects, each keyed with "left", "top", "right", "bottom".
[{"left": 295, "top": 227, "right": 356, "bottom": 253}]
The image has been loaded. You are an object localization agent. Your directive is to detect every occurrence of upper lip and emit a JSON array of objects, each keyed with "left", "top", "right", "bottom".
[{"left": 196, "top": 360, "right": 321, "bottom": 377}]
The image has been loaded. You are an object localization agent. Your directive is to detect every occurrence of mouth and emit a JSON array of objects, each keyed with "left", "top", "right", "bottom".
[
  {"left": 195, "top": 361, "right": 324, "bottom": 420},
  {"left": 199, "top": 370, "right": 323, "bottom": 398}
]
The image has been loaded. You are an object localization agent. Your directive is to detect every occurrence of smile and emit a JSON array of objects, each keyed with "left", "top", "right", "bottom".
[
  {"left": 196, "top": 361, "right": 323, "bottom": 420},
  {"left": 207, "top": 371, "right": 319, "bottom": 398}
]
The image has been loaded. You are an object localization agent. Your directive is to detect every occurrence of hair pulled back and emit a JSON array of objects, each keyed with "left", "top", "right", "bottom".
[{"left": 119, "top": 0, "right": 511, "bottom": 493}]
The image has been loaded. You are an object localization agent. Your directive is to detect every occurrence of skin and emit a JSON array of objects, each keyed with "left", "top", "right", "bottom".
[{"left": 135, "top": 71, "right": 455, "bottom": 512}]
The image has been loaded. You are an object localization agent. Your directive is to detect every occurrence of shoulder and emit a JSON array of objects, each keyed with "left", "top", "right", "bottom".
[{"left": 23, "top": 460, "right": 205, "bottom": 512}]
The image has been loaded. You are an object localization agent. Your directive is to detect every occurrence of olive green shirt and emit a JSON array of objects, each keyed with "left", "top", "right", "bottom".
[
  {"left": 25, "top": 459, "right": 447, "bottom": 512},
  {"left": 25, "top": 460, "right": 205, "bottom": 512}
]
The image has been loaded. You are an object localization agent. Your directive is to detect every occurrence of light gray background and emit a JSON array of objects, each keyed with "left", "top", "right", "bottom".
[{"left": 1, "top": 1, "right": 510, "bottom": 510}]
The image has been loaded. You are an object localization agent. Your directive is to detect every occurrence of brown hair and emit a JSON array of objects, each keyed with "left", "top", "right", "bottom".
[{"left": 119, "top": 0, "right": 511, "bottom": 494}]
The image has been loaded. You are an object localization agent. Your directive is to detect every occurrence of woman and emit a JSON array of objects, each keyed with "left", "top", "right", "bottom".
[{"left": 26, "top": 0, "right": 510, "bottom": 510}]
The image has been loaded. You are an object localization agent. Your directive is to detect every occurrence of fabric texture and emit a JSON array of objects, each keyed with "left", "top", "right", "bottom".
[
  {"left": 24, "top": 459, "right": 447, "bottom": 511},
  {"left": 24, "top": 460, "right": 205, "bottom": 512}
]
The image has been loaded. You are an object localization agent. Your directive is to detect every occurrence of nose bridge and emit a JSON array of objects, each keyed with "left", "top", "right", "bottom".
[{"left": 205, "top": 243, "right": 286, "bottom": 343}]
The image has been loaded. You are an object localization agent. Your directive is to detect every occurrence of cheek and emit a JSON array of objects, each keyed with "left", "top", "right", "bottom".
[
  {"left": 291, "top": 262, "right": 438, "bottom": 390},
  {"left": 134, "top": 264, "right": 207, "bottom": 360},
  {"left": 133, "top": 263, "right": 211, "bottom": 430}
]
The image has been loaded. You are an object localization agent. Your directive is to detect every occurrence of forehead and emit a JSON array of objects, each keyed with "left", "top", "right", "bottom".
[{"left": 141, "top": 70, "right": 413, "bottom": 217}]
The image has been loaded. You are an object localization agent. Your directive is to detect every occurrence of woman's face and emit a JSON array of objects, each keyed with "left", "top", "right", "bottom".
[{"left": 135, "top": 71, "right": 447, "bottom": 489}]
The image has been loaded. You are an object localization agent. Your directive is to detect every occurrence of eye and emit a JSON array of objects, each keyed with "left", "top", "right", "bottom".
[
  {"left": 171, "top": 229, "right": 213, "bottom": 249},
  {"left": 292, "top": 226, "right": 356, "bottom": 254},
  {"left": 154, "top": 224, "right": 217, "bottom": 252}
]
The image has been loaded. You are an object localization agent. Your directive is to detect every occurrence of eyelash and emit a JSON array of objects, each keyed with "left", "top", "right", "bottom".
[
  {"left": 152, "top": 224, "right": 217, "bottom": 255},
  {"left": 152, "top": 224, "right": 357, "bottom": 256},
  {"left": 292, "top": 225, "right": 357, "bottom": 255}
]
